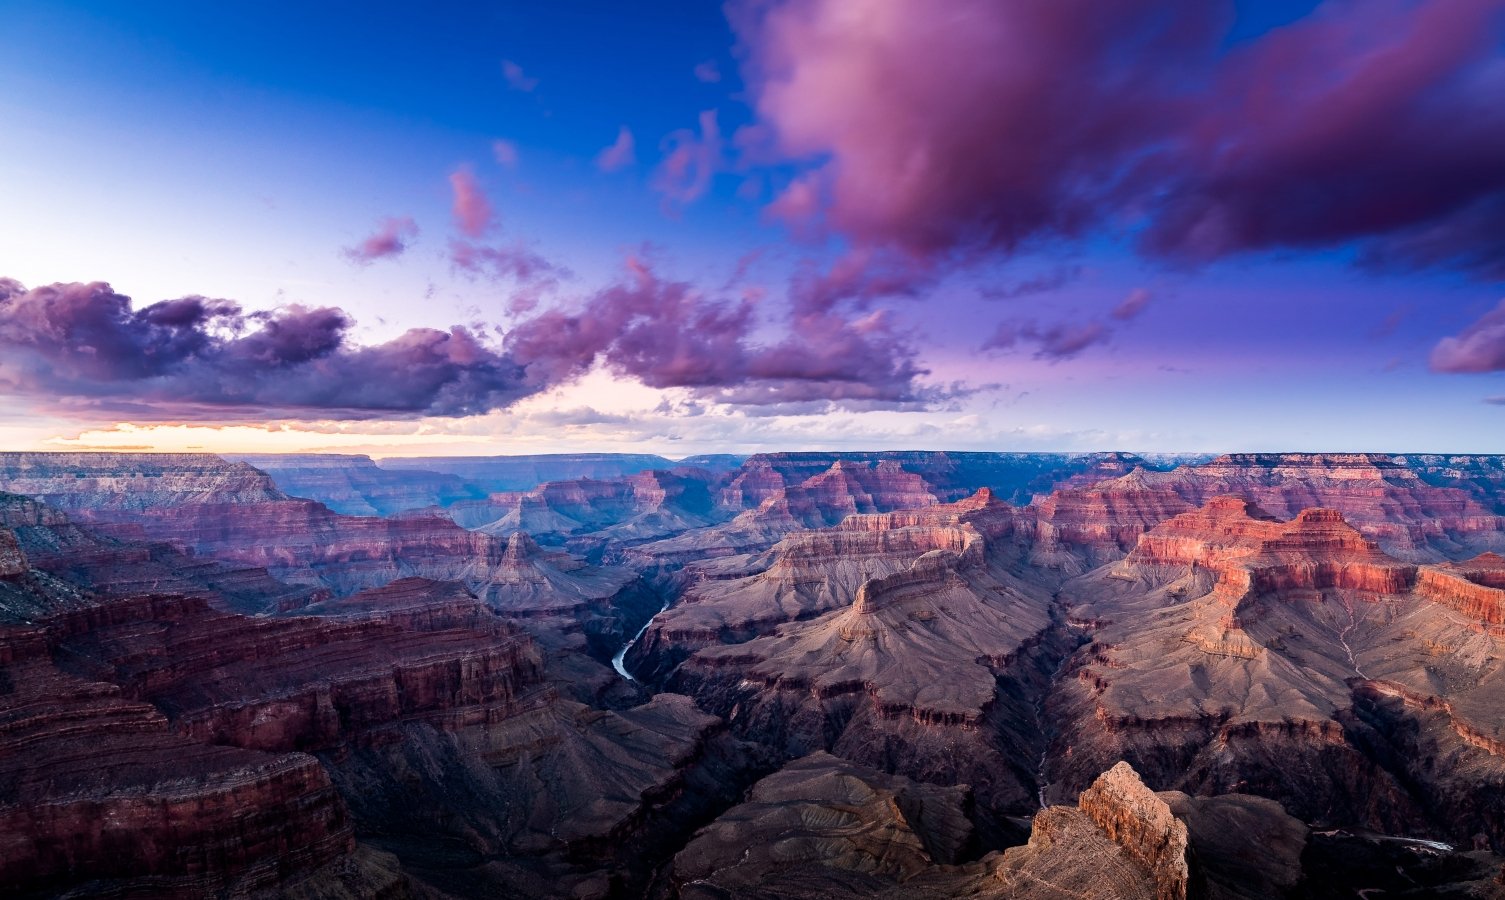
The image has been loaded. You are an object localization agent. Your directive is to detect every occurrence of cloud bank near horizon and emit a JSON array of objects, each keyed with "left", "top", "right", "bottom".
[{"left": 0, "top": 262, "right": 943, "bottom": 421}]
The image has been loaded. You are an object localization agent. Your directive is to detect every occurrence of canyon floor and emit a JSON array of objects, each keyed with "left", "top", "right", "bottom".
[{"left": 2, "top": 450, "right": 1504, "bottom": 899}]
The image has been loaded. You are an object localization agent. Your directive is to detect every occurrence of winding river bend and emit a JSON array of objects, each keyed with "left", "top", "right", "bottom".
[{"left": 612, "top": 600, "right": 669, "bottom": 681}]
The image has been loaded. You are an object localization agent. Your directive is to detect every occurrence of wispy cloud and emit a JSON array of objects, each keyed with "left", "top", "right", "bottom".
[
  {"left": 342, "top": 216, "right": 418, "bottom": 264},
  {"left": 596, "top": 126, "right": 636, "bottom": 172},
  {"left": 449, "top": 167, "right": 495, "bottom": 237},
  {"left": 501, "top": 59, "right": 538, "bottom": 92}
]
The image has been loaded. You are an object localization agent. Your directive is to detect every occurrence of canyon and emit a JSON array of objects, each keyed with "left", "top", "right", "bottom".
[{"left": 1, "top": 450, "right": 1503, "bottom": 898}]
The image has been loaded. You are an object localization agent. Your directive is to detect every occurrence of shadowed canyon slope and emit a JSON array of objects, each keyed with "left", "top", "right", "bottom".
[{"left": 1, "top": 451, "right": 1504, "bottom": 898}]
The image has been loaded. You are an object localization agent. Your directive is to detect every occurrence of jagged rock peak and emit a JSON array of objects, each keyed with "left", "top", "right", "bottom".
[
  {"left": 956, "top": 486, "right": 999, "bottom": 509},
  {"left": 504, "top": 530, "right": 541, "bottom": 559},
  {"left": 1078, "top": 762, "right": 1190, "bottom": 900}
]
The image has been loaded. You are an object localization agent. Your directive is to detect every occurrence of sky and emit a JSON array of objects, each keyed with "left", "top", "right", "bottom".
[{"left": 0, "top": 0, "right": 1502, "bottom": 457}]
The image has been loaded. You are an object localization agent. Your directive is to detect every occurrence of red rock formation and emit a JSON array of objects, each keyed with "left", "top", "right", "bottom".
[
  {"left": 1077, "top": 762, "right": 1190, "bottom": 900},
  {"left": 1035, "top": 453, "right": 1505, "bottom": 563},
  {"left": 50, "top": 591, "right": 543, "bottom": 752},
  {"left": 0, "top": 629, "right": 354, "bottom": 895},
  {"left": 1053, "top": 497, "right": 1505, "bottom": 847}
]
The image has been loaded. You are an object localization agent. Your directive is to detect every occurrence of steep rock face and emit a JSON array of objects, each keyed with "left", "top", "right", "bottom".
[
  {"left": 1416, "top": 553, "right": 1505, "bottom": 627},
  {"left": 1026, "top": 470, "right": 1195, "bottom": 568},
  {"left": 1051, "top": 498, "right": 1505, "bottom": 849},
  {"left": 984, "top": 763, "right": 1188, "bottom": 900},
  {"left": 0, "top": 621, "right": 354, "bottom": 896},
  {"left": 231, "top": 453, "right": 484, "bottom": 515},
  {"left": 48, "top": 590, "right": 544, "bottom": 753},
  {"left": 629, "top": 489, "right": 1014, "bottom": 682},
  {"left": 1076, "top": 762, "right": 1190, "bottom": 900}
]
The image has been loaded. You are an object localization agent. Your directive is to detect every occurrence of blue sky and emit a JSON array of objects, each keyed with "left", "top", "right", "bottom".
[{"left": 0, "top": 0, "right": 1501, "bottom": 455}]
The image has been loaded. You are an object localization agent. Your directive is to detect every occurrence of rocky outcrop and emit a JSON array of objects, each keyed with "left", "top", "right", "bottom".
[
  {"left": 1077, "top": 762, "right": 1189, "bottom": 900},
  {"left": 981, "top": 763, "right": 1189, "bottom": 900}
]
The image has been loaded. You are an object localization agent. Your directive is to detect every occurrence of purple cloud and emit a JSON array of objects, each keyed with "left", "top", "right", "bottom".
[
  {"left": 734, "top": 0, "right": 1505, "bottom": 277},
  {"left": 0, "top": 280, "right": 531, "bottom": 419},
  {"left": 504, "top": 256, "right": 936, "bottom": 409},
  {"left": 1431, "top": 298, "right": 1505, "bottom": 373},
  {"left": 449, "top": 168, "right": 495, "bottom": 237},
  {"left": 980, "top": 265, "right": 1085, "bottom": 301},
  {"left": 653, "top": 110, "right": 723, "bottom": 207},
  {"left": 787, "top": 250, "right": 933, "bottom": 318},
  {"left": 492, "top": 139, "right": 520, "bottom": 168},
  {"left": 1142, "top": 0, "right": 1505, "bottom": 270},
  {"left": 984, "top": 318, "right": 1111, "bottom": 361},
  {"left": 342, "top": 216, "right": 418, "bottom": 264},
  {"left": 450, "top": 239, "right": 567, "bottom": 286},
  {"left": 0, "top": 258, "right": 944, "bottom": 420},
  {"left": 502, "top": 60, "right": 538, "bottom": 92},
  {"left": 694, "top": 60, "right": 722, "bottom": 83},
  {"left": 596, "top": 126, "right": 637, "bottom": 172},
  {"left": 1110, "top": 288, "right": 1151, "bottom": 321}
]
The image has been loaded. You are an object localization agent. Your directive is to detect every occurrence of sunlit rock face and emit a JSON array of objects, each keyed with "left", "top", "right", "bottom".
[{"left": 2, "top": 450, "right": 1505, "bottom": 897}]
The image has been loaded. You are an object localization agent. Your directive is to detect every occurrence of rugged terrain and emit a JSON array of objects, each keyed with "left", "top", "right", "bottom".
[{"left": 1, "top": 450, "right": 1503, "bottom": 898}]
